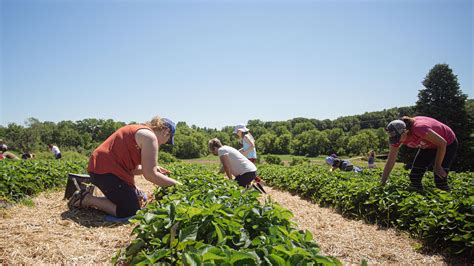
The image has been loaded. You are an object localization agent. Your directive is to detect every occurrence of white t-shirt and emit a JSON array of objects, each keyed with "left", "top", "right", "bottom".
[
  {"left": 218, "top": 145, "right": 257, "bottom": 177},
  {"left": 51, "top": 146, "right": 61, "bottom": 156}
]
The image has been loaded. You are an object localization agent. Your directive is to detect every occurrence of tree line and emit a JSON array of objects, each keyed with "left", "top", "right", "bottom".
[{"left": 1, "top": 64, "right": 472, "bottom": 171}]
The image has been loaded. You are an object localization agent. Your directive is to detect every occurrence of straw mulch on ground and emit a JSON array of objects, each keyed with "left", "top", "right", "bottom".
[
  {"left": 1, "top": 176, "right": 447, "bottom": 264},
  {"left": 259, "top": 185, "right": 446, "bottom": 265}
]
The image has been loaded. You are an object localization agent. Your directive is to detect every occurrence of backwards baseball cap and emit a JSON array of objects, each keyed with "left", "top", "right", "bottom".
[
  {"left": 162, "top": 118, "right": 176, "bottom": 145},
  {"left": 386, "top": 120, "right": 406, "bottom": 145},
  {"left": 233, "top": 124, "right": 249, "bottom": 134},
  {"left": 325, "top": 156, "right": 334, "bottom": 166}
]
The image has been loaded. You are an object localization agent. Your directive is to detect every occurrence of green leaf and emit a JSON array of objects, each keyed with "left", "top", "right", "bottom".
[
  {"left": 267, "top": 254, "right": 286, "bottom": 266},
  {"left": 182, "top": 252, "right": 202, "bottom": 266},
  {"left": 179, "top": 224, "right": 199, "bottom": 242},
  {"left": 212, "top": 222, "right": 225, "bottom": 245}
]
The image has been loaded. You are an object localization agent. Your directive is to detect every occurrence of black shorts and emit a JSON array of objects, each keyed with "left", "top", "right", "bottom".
[
  {"left": 55, "top": 153, "right": 62, "bottom": 159},
  {"left": 90, "top": 172, "right": 140, "bottom": 218},
  {"left": 235, "top": 171, "right": 257, "bottom": 187}
]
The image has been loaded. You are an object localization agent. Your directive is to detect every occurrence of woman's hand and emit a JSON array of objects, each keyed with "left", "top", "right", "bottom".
[{"left": 158, "top": 166, "right": 171, "bottom": 175}]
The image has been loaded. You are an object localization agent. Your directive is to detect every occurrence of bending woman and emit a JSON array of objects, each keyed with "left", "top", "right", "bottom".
[
  {"left": 381, "top": 116, "right": 457, "bottom": 191},
  {"left": 208, "top": 138, "right": 257, "bottom": 187}
]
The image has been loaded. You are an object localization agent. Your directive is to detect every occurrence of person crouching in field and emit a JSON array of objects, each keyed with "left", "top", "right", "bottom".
[
  {"left": 325, "top": 155, "right": 362, "bottom": 173},
  {"left": 381, "top": 116, "right": 458, "bottom": 192},
  {"left": 48, "top": 144, "right": 62, "bottom": 159},
  {"left": 68, "top": 116, "right": 181, "bottom": 218},
  {"left": 0, "top": 145, "right": 19, "bottom": 160},
  {"left": 208, "top": 138, "right": 257, "bottom": 187}
]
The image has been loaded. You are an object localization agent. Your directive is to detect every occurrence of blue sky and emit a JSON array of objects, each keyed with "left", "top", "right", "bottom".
[{"left": 1, "top": 0, "right": 472, "bottom": 129}]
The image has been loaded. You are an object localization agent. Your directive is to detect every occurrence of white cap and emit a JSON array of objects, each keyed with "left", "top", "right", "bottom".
[{"left": 233, "top": 124, "right": 249, "bottom": 134}]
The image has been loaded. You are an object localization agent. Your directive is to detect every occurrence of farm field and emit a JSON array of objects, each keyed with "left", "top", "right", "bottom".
[
  {"left": 1, "top": 160, "right": 471, "bottom": 264},
  {"left": 184, "top": 154, "right": 400, "bottom": 170}
]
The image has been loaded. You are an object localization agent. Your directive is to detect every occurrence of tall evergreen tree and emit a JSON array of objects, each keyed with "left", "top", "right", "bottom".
[{"left": 414, "top": 64, "right": 472, "bottom": 171}]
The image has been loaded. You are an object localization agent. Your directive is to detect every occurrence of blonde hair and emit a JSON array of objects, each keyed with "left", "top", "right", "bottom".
[
  {"left": 145, "top": 116, "right": 167, "bottom": 132},
  {"left": 208, "top": 138, "right": 223, "bottom": 152}
]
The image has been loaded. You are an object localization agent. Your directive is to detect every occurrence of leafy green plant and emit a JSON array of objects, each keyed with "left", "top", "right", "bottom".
[
  {"left": 115, "top": 163, "right": 341, "bottom": 265},
  {"left": 258, "top": 164, "right": 474, "bottom": 255},
  {"left": 264, "top": 155, "right": 283, "bottom": 165},
  {"left": 289, "top": 157, "right": 310, "bottom": 166},
  {"left": 0, "top": 159, "right": 86, "bottom": 203}
]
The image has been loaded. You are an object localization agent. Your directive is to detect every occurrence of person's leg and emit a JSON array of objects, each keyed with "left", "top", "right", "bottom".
[
  {"left": 235, "top": 171, "right": 257, "bottom": 187},
  {"left": 434, "top": 139, "right": 458, "bottom": 191},
  {"left": 89, "top": 173, "right": 141, "bottom": 217},
  {"left": 409, "top": 149, "right": 435, "bottom": 191},
  {"left": 81, "top": 194, "right": 117, "bottom": 216}
]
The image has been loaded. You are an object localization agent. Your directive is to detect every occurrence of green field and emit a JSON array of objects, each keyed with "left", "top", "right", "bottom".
[{"left": 184, "top": 154, "right": 405, "bottom": 170}]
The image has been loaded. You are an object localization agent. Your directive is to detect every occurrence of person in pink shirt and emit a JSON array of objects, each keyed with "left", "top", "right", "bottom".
[{"left": 381, "top": 116, "right": 458, "bottom": 191}]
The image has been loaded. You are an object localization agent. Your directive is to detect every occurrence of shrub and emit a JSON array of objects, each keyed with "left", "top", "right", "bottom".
[
  {"left": 264, "top": 155, "right": 283, "bottom": 165},
  {"left": 159, "top": 151, "right": 179, "bottom": 163},
  {"left": 289, "top": 157, "right": 310, "bottom": 166}
]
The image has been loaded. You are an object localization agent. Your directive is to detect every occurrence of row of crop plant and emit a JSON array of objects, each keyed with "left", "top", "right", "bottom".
[
  {"left": 258, "top": 164, "right": 473, "bottom": 255},
  {"left": 114, "top": 163, "right": 341, "bottom": 265}
]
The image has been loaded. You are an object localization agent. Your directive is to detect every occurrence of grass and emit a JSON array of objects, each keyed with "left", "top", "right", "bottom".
[{"left": 184, "top": 153, "right": 403, "bottom": 169}]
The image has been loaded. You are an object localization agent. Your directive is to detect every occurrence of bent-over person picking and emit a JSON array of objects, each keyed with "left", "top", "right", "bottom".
[{"left": 208, "top": 138, "right": 257, "bottom": 187}]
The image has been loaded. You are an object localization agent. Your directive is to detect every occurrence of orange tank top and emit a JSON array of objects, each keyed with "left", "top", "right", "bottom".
[{"left": 87, "top": 124, "right": 153, "bottom": 187}]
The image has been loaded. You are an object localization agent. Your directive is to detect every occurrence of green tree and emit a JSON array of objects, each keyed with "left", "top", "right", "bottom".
[
  {"left": 414, "top": 64, "right": 472, "bottom": 171},
  {"left": 256, "top": 133, "right": 277, "bottom": 154},
  {"left": 274, "top": 134, "right": 292, "bottom": 154},
  {"left": 292, "top": 122, "right": 316, "bottom": 135},
  {"left": 347, "top": 130, "right": 377, "bottom": 156}
]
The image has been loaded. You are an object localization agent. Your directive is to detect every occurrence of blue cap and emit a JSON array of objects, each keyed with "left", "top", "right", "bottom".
[
  {"left": 162, "top": 118, "right": 176, "bottom": 145},
  {"left": 325, "top": 156, "right": 334, "bottom": 166}
]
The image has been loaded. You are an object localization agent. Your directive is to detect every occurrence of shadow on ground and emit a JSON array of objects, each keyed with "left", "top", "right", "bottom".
[{"left": 60, "top": 208, "right": 129, "bottom": 228}]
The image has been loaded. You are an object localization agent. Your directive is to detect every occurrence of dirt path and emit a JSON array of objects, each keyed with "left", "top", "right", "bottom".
[{"left": 1, "top": 179, "right": 446, "bottom": 264}]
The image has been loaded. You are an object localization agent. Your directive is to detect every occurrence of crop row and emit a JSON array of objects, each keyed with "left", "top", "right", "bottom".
[
  {"left": 0, "top": 159, "right": 86, "bottom": 203},
  {"left": 115, "top": 163, "right": 341, "bottom": 265},
  {"left": 258, "top": 165, "right": 473, "bottom": 255}
]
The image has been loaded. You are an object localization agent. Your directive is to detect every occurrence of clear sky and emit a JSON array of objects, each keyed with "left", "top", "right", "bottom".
[{"left": 1, "top": 0, "right": 472, "bottom": 129}]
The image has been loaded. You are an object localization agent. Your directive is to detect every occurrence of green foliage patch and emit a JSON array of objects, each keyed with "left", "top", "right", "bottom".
[
  {"left": 0, "top": 159, "right": 86, "bottom": 203},
  {"left": 259, "top": 165, "right": 473, "bottom": 255},
  {"left": 115, "top": 163, "right": 341, "bottom": 265}
]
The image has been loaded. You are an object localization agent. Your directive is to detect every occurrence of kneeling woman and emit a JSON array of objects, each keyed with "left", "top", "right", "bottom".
[
  {"left": 208, "top": 138, "right": 257, "bottom": 187},
  {"left": 68, "top": 116, "right": 180, "bottom": 218}
]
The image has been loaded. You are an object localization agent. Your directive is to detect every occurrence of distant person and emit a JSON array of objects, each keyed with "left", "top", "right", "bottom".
[
  {"left": 0, "top": 139, "right": 7, "bottom": 152},
  {"left": 68, "top": 116, "right": 181, "bottom": 218},
  {"left": 367, "top": 150, "right": 376, "bottom": 169},
  {"left": 381, "top": 116, "right": 457, "bottom": 191},
  {"left": 325, "top": 156, "right": 362, "bottom": 173},
  {"left": 234, "top": 124, "right": 257, "bottom": 163},
  {"left": 208, "top": 138, "right": 257, "bottom": 187},
  {"left": 0, "top": 145, "right": 19, "bottom": 160},
  {"left": 21, "top": 152, "right": 35, "bottom": 160},
  {"left": 48, "top": 144, "right": 62, "bottom": 159}
]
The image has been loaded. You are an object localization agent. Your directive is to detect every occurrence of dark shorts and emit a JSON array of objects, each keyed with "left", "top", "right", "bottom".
[
  {"left": 90, "top": 172, "right": 140, "bottom": 218},
  {"left": 339, "top": 161, "right": 353, "bottom": 171},
  {"left": 55, "top": 153, "right": 62, "bottom": 159},
  {"left": 235, "top": 171, "right": 257, "bottom": 187}
]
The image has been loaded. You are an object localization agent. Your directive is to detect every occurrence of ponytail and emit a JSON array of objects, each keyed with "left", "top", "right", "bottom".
[{"left": 401, "top": 116, "right": 415, "bottom": 130}]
